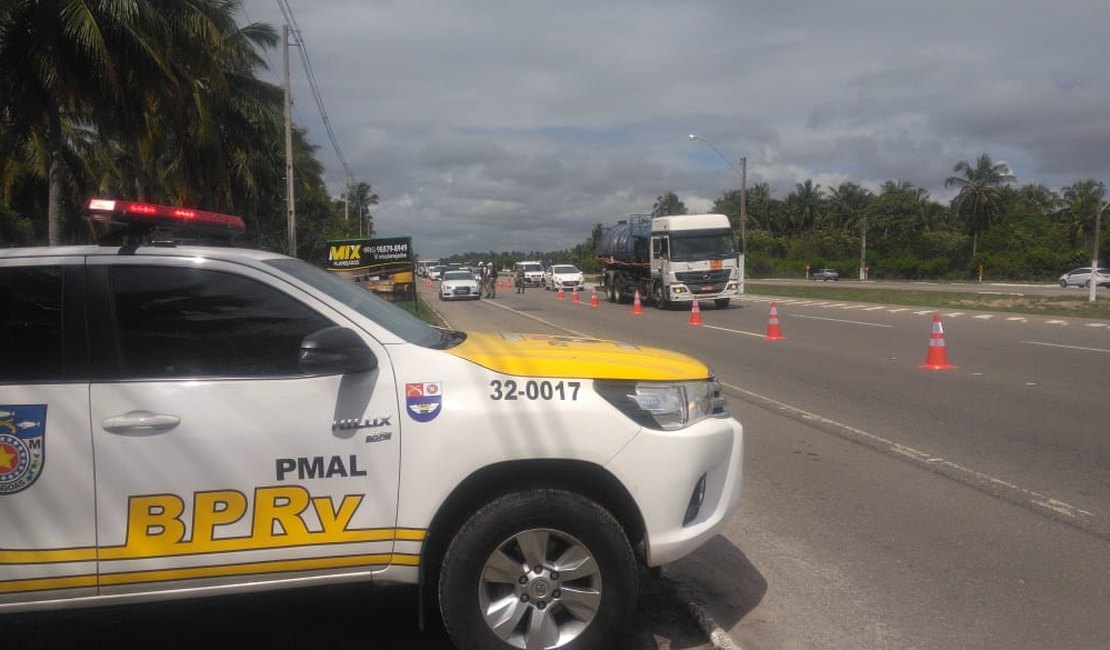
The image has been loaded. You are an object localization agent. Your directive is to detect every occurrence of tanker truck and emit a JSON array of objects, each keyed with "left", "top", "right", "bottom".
[{"left": 597, "top": 213, "right": 740, "bottom": 309}]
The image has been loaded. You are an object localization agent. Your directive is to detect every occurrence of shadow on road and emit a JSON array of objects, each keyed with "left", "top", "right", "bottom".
[{"left": 668, "top": 535, "right": 768, "bottom": 634}]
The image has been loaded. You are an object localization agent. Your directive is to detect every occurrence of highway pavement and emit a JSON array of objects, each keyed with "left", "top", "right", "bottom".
[{"left": 427, "top": 281, "right": 1110, "bottom": 649}]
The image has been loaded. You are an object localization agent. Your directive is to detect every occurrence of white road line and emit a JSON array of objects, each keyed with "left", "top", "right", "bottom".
[
  {"left": 973, "top": 314, "right": 994, "bottom": 320},
  {"left": 793, "top": 314, "right": 894, "bottom": 328},
  {"left": 913, "top": 310, "right": 933, "bottom": 315},
  {"left": 887, "top": 308, "right": 909, "bottom": 313},
  {"left": 704, "top": 324, "right": 766, "bottom": 338},
  {"left": 944, "top": 312, "right": 965, "bottom": 317},
  {"left": 720, "top": 381, "right": 1094, "bottom": 523},
  {"left": 1086, "top": 323, "right": 1108, "bottom": 328},
  {"left": 863, "top": 306, "right": 886, "bottom": 311},
  {"left": 1045, "top": 320, "right": 1069, "bottom": 326},
  {"left": 1007, "top": 316, "right": 1028, "bottom": 322},
  {"left": 1023, "top": 341, "right": 1110, "bottom": 354}
]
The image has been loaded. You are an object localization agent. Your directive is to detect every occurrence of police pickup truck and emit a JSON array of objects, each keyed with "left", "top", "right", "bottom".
[{"left": 0, "top": 200, "right": 744, "bottom": 650}]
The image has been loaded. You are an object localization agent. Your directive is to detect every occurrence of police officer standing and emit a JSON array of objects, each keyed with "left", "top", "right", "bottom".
[{"left": 516, "top": 264, "right": 526, "bottom": 293}]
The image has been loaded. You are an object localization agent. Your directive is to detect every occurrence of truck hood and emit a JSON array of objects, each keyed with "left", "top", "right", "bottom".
[{"left": 446, "top": 331, "right": 710, "bottom": 381}]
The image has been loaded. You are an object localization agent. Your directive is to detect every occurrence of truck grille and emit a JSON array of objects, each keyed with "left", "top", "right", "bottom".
[{"left": 675, "top": 269, "right": 731, "bottom": 284}]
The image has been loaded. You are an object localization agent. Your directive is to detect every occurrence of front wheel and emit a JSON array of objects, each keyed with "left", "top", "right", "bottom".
[
  {"left": 1060, "top": 279, "right": 1068, "bottom": 288},
  {"left": 439, "top": 490, "right": 637, "bottom": 650},
  {"left": 1084, "top": 280, "right": 1091, "bottom": 288},
  {"left": 714, "top": 298, "right": 730, "bottom": 309},
  {"left": 652, "top": 282, "right": 669, "bottom": 310}
]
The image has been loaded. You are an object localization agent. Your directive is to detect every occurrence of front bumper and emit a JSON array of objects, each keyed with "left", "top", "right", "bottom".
[{"left": 605, "top": 415, "right": 743, "bottom": 566}]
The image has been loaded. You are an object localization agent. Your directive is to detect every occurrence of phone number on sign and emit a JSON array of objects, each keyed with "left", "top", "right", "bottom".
[{"left": 489, "top": 379, "right": 581, "bottom": 401}]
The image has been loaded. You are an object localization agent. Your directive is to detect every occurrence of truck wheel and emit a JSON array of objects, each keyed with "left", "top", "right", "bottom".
[
  {"left": 714, "top": 298, "right": 730, "bottom": 309},
  {"left": 439, "top": 489, "right": 637, "bottom": 650}
]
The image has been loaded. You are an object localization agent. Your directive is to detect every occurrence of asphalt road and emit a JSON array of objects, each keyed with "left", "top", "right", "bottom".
[{"left": 428, "top": 281, "right": 1110, "bottom": 649}]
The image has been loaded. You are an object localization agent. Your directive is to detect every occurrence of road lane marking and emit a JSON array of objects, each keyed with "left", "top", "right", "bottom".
[
  {"left": 793, "top": 315, "right": 894, "bottom": 328},
  {"left": 704, "top": 325, "right": 766, "bottom": 338},
  {"left": 1045, "top": 320, "right": 1068, "bottom": 326},
  {"left": 720, "top": 381, "right": 1096, "bottom": 530},
  {"left": 1023, "top": 341, "right": 1110, "bottom": 354}
]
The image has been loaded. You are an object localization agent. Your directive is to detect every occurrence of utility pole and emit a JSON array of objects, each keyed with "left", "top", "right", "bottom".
[
  {"left": 739, "top": 156, "right": 747, "bottom": 294},
  {"left": 859, "top": 213, "right": 868, "bottom": 281},
  {"left": 1090, "top": 200, "right": 1108, "bottom": 303},
  {"left": 283, "top": 25, "right": 297, "bottom": 257}
]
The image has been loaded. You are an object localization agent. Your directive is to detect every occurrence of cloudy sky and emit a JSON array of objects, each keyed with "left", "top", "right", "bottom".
[{"left": 240, "top": 0, "right": 1110, "bottom": 258}]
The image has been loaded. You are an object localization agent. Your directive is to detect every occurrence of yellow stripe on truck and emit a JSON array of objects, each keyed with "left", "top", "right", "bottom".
[{"left": 447, "top": 332, "right": 710, "bottom": 381}]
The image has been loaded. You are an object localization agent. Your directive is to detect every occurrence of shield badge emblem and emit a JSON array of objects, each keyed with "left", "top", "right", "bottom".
[
  {"left": 0, "top": 404, "right": 47, "bottom": 495},
  {"left": 405, "top": 382, "right": 442, "bottom": 423}
]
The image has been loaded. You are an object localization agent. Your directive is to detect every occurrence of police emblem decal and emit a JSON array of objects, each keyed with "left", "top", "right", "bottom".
[
  {"left": 0, "top": 405, "right": 47, "bottom": 495},
  {"left": 405, "top": 382, "right": 442, "bottom": 422}
]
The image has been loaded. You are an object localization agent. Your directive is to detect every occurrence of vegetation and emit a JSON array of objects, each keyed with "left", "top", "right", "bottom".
[
  {"left": 747, "top": 282, "right": 1110, "bottom": 321},
  {"left": 0, "top": 0, "right": 375, "bottom": 266}
]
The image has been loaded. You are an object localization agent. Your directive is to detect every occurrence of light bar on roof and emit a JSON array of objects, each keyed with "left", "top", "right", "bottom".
[{"left": 85, "top": 198, "right": 246, "bottom": 233}]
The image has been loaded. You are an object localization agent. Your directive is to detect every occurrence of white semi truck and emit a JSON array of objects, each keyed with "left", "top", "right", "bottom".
[{"left": 597, "top": 213, "right": 740, "bottom": 309}]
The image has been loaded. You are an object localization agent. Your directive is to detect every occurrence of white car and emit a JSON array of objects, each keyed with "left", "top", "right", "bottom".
[
  {"left": 439, "top": 269, "right": 481, "bottom": 300},
  {"left": 1058, "top": 267, "right": 1110, "bottom": 288},
  {"left": 0, "top": 199, "right": 744, "bottom": 650},
  {"left": 545, "top": 264, "right": 586, "bottom": 291}
]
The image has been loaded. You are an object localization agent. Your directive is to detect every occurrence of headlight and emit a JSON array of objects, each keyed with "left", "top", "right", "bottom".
[{"left": 594, "top": 377, "right": 726, "bottom": 430}]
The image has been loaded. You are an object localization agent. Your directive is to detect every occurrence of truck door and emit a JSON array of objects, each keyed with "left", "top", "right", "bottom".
[
  {"left": 86, "top": 258, "right": 402, "bottom": 597},
  {"left": 0, "top": 260, "right": 96, "bottom": 606}
]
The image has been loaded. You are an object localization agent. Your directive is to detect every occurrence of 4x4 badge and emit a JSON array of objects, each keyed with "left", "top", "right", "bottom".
[{"left": 0, "top": 405, "right": 47, "bottom": 495}]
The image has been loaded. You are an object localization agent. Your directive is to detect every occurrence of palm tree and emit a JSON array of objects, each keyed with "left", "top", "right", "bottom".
[
  {"left": 0, "top": 0, "right": 172, "bottom": 244},
  {"left": 1059, "top": 179, "right": 1106, "bottom": 249},
  {"left": 944, "top": 153, "right": 1015, "bottom": 258},
  {"left": 652, "top": 191, "right": 687, "bottom": 217},
  {"left": 788, "top": 179, "right": 823, "bottom": 234},
  {"left": 348, "top": 181, "right": 380, "bottom": 237}
]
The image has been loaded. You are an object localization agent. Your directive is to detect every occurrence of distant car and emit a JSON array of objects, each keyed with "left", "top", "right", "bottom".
[
  {"left": 812, "top": 268, "right": 839, "bottom": 281},
  {"left": 428, "top": 265, "right": 446, "bottom": 281},
  {"left": 544, "top": 264, "right": 585, "bottom": 291},
  {"left": 1058, "top": 267, "right": 1110, "bottom": 288},
  {"left": 439, "top": 270, "right": 481, "bottom": 300},
  {"left": 513, "top": 261, "right": 546, "bottom": 287}
]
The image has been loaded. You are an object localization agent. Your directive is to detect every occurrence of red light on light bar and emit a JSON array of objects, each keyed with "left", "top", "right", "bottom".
[{"left": 85, "top": 198, "right": 245, "bottom": 233}]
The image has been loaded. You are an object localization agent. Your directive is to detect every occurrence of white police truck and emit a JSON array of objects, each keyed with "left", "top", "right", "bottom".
[{"left": 0, "top": 199, "right": 744, "bottom": 650}]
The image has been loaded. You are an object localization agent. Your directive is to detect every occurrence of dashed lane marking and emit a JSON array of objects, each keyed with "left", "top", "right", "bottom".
[
  {"left": 1023, "top": 341, "right": 1110, "bottom": 354},
  {"left": 793, "top": 314, "right": 894, "bottom": 328}
]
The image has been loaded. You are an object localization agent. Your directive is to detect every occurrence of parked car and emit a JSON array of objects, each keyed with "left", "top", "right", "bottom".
[
  {"left": 513, "top": 260, "right": 546, "bottom": 287},
  {"left": 545, "top": 264, "right": 586, "bottom": 291},
  {"left": 1058, "top": 267, "right": 1110, "bottom": 288},
  {"left": 812, "top": 268, "right": 839, "bottom": 281},
  {"left": 439, "top": 270, "right": 481, "bottom": 300},
  {"left": 1, "top": 198, "right": 745, "bottom": 650}
]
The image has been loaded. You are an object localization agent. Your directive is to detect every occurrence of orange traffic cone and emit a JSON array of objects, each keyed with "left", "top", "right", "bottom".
[
  {"left": 920, "top": 314, "right": 955, "bottom": 370},
  {"left": 765, "top": 302, "right": 785, "bottom": 340},
  {"left": 557, "top": 287, "right": 565, "bottom": 301},
  {"left": 689, "top": 299, "right": 703, "bottom": 325},
  {"left": 590, "top": 288, "right": 599, "bottom": 308},
  {"left": 632, "top": 288, "right": 643, "bottom": 315},
  {"left": 572, "top": 287, "right": 580, "bottom": 303}
]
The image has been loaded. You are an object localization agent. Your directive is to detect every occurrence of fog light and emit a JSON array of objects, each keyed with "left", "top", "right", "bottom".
[{"left": 683, "top": 473, "right": 708, "bottom": 526}]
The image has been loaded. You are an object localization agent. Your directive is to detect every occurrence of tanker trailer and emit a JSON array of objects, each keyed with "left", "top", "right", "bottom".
[{"left": 596, "top": 213, "right": 740, "bottom": 309}]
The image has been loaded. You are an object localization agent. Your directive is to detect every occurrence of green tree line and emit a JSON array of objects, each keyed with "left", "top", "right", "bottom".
[
  {"left": 704, "top": 154, "right": 1106, "bottom": 280},
  {"left": 0, "top": 0, "right": 375, "bottom": 265}
]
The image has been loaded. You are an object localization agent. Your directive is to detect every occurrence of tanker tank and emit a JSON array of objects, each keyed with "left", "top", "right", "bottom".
[{"left": 597, "top": 216, "right": 651, "bottom": 265}]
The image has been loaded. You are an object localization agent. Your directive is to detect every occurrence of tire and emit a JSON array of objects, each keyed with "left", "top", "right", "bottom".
[
  {"left": 1084, "top": 280, "right": 1091, "bottom": 288},
  {"left": 714, "top": 298, "right": 730, "bottom": 309},
  {"left": 439, "top": 490, "right": 637, "bottom": 650},
  {"left": 652, "top": 283, "right": 669, "bottom": 310},
  {"left": 1059, "top": 279, "right": 1068, "bottom": 288}
]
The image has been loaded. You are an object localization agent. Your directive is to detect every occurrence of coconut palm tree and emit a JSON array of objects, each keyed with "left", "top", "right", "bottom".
[
  {"left": 1059, "top": 179, "right": 1106, "bottom": 249},
  {"left": 944, "top": 153, "right": 1015, "bottom": 258},
  {"left": 348, "top": 181, "right": 380, "bottom": 237}
]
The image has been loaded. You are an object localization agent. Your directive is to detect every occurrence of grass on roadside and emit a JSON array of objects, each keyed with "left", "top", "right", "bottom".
[
  {"left": 393, "top": 293, "right": 445, "bottom": 327},
  {"left": 746, "top": 282, "right": 1110, "bottom": 320}
]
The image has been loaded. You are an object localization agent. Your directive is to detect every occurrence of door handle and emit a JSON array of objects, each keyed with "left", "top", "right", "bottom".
[{"left": 102, "top": 410, "right": 181, "bottom": 435}]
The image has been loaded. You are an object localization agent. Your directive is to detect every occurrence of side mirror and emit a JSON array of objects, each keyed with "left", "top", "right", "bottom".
[{"left": 300, "top": 326, "right": 377, "bottom": 375}]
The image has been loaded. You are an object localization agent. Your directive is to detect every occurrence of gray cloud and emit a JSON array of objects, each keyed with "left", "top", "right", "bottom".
[{"left": 246, "top": 0, "right": 1110, "bottom": 257}]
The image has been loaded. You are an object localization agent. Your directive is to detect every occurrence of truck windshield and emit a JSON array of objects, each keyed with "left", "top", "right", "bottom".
[{"left": 670, "top": 229, "right": 736, "bottom": 261}]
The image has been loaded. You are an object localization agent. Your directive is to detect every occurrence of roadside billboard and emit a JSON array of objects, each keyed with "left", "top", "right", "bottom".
[{"left": 326, "top": 236, "right": 415, "bottom": 301}]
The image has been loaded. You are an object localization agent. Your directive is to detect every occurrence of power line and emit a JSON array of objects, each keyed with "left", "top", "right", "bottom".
[{"left": 276, "top": 0, "right": 354, "bottom": 187}]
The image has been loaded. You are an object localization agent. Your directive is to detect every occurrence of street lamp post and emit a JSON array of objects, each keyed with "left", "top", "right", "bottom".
[
  {"left": 689, "top": 134, "right": 746, "bottom": 294},
  {"left": 1089, "top": 199, "right": 1109, "bottom": 303}
]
